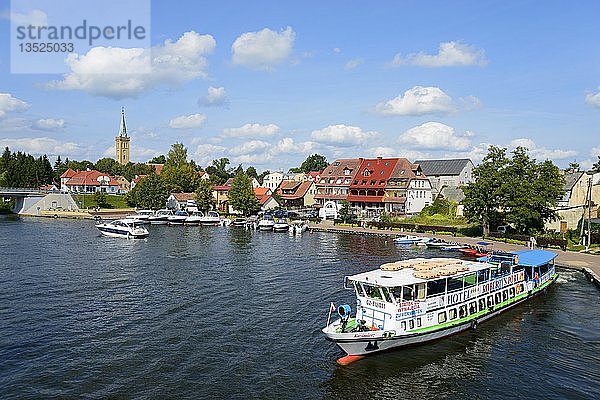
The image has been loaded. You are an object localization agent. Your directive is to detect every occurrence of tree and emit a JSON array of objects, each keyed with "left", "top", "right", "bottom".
[
  {"left": 67, "top": 160, "right": 94, "bottom": 171},
  {"left": 161, "top": 143, "right": 201, "bottom": 192},
  {"left": 164, "top": 143, "right": 188, "bottom": 169},
  {"left": 206, "top": 157, "right": 232, "bottom": 185},
  {"left": 421, "top": 197, "right": 455, "bottom": 217},
  {"left": 565, "top": 162, "right": 580, "bottom": 173},
  {"left": 462, "top": 146, "right": 509, "bottom": 236},
  {"left": 148, "top": 155, "right": 166, "bottom": 164},
  {"left": 592, "top": 156, "right": 600, "bottom": 173},
  {"left": 257, "top": 170, "right": 270, "bottom": 185},
  {"left": 338, "top": 200, "right": 351, "bottom": 223},
  {"left": 93, "top": 191, "right": 109, "bottom": 208},
  {"left": 246, "top": 166, "right": 258, "bottom": 181},
  {"left": 195, "top": 179, "right": 215, "bottom": 211},
  {"left": 95, "top": 157, "right": 122, "bottom": 176},
  {"left": 125, "top": 174, "right": 169, "bottom": 209},
  {"left": 228, "top": 172, "right": 260, "bottom": 216},
  {"left": 299, "top": 154, "right": 329, "bottom": 173}
]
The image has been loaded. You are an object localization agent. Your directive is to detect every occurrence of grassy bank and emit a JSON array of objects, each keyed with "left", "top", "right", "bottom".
[{"left": 74, "top": 194, "right": 129, "bottom": 210}]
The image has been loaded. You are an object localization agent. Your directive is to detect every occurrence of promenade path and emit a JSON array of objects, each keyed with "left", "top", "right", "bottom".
[{"left": 309, "top": 220, "right": 600, "bottom": 287}]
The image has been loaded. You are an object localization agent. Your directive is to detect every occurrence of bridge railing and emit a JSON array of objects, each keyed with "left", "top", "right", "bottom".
[{"left": 0, "top": 187, "right": 52, "bottom": 194}]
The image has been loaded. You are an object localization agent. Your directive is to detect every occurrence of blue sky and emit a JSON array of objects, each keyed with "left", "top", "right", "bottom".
[{"left": 1, "top": 0, "right": 599, "bottom": 171}]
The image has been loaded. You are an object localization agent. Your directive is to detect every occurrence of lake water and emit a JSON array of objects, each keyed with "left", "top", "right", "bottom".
[{"left": 1, "top": 217, "right": 598, "bottom": 399}]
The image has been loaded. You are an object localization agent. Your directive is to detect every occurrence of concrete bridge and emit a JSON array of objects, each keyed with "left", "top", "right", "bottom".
[{"left": 0, "top": 187, "right": 79, "bottom": 214}]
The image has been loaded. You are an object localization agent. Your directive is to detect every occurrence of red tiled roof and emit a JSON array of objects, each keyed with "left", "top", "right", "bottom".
[
  {"left": 258, "top": 194, "right": 274, "bottom": 205},
  {"left": 213, "top": 185, "right": 231, "bottom": 191},
  {"left": 350, "top": 158, "right": 399, "bottom": 189},
  {"left": 382, "top": 196, "right": 407, "bottom": 204},
  {"left": 147, "top": 163, "right": 164, "bottom": 175},
  {"left": 347, "top": 194, "right": 384, "bottom": 203},
  {"left": 254, "top": 187, "right": 270, "bottom": 197},
  {"left": 171, "top": 192, "right": 196, "bottom": 201},
  {"left": 133, "top": 174, "right": 148, "bottom": 184},
  {"left": 279, "top": 181, "right": 313, "bottom": 200},
  {"left": 316, "top": 159, "right": 361, "bottom": 187},
  {"left": 60, "top": 168, "right": 77, "bottom": 179},
  {"left": 279, "top": 180, "right": 301, "bottom": 191},
  {"left": 64, "top": 170, "right": 119, "bottom": 186}
]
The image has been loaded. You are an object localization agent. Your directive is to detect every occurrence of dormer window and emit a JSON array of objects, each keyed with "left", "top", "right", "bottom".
[{"left": 363, "top": 169, "right": 371, "bottom": 177}]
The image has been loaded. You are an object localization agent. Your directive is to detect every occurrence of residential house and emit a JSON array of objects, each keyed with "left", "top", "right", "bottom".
[
  {"left": 130, "top": 174, "right": 147, "bottom": 190},
  {"left": 263, "top": 171, "right": 285, "bottom": 191},
  {"left": 314, "top": 158, "right": 361, "bottom": 207},
  {"left": 305, "top": 171, "right": 322, "bottom": 182},
  {"left": 546, "top": 171, "right": 594, "bottom": 232},
  {"left": 349, "top": 157, "right": 399, "bottom": 216},
  {"left": 167, "top": 192, "right": 196, "bottom": 211},
  {"left": 276, "top": 180, "right": 316, "bottom": 208},
  {"left": 113, "top": 175, "right": 130, "bottom": 194},
  {"left": 414, "top": 158, "right": 474, "bottom": 195},
  {"left": 255, "top": 187, "right": 279, "bottom": 211},
  {"left": 382, "top": 158, "right": 433, "bottom": 215},
  {"left": 213, "top": 181, "right": 232, "bottom": 213},
  {"left": 60, "top": 169, "right": 120, "bottom": 194},
  {"left": 146, "top": 163, "right": 164, "bottom": 175}
]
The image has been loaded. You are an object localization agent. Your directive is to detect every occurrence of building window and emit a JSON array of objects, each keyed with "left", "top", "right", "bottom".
[{"left": 438, "top": 312, "right": 447, "bottom": 324}]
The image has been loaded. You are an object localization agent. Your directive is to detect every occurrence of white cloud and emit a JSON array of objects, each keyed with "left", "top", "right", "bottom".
[
  {"left": 460, "top": 95, "right": 482, "bottom": 111},
  {"left": 390, "top": 41, "right": 487, "bottom": 67},
  {"left": 0, "top": 137, "right": 81, "bottom": 156},
  {"left": 367, "top": 146, "right": 397, "bottom": 158},
  {"left": 333, "top": 47, "right": 341, "bottom": 54},
  {"left": 345, "top": 58, "right": 363, "bottom": 70},
  {"left": 585, "top": 88, "right": 600, "bottom": 108},
  {"left": 194, "top": 143, "right": 227, "bottom": 166},
  {"left": 228, "top": 140, "right": 271, "bottom": 156},
  {"left": 223, "top": 123, "right": 280, "bottom": 138},
  {"left": 234, "top": 153, "right": 273, "bottom": 164},
  {"left": 3, "top": 9, "right": 48, "bottom": 26},
  {"left": 0, "top": 93, "right": 30, "bottom": 118},
  {"left": 271, "top": 137, "right": 314, "bottom": 155},
  {"left": 374, "top": 86, "right": 455, "bottom": 116},
  {"left": 46, "top": 31, "right": 216, "bottom": 99},
  {"left": 33, "top": 118, "right": 65, "bottom": 130},
  {"left": 311, "top": 124, "right": 378, "bottom": 146},
  {"left": 200, "top": 86, "right": 227, "bottom": 106},
  {"left": 231, "top": 27, "right": 295, "bottom": 70},
  {"left": 399, "top": 122, "right": 471, "bottom": 150},
  {"left": 508, "top": 138, "right": 577, "bottom": 160},
  {"left": 169, "top": 113, "right": 207, "bottom": 129}
]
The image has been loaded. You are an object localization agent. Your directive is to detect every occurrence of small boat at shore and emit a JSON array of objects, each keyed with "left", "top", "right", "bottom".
[
  {"left": 273, "top": 218, "right": 289, "bottom": 232},
  {"left": 168, "top": 210, "right": 189, "bottom": 225},
  {"left": 185, "top": 210, "right": 204, "bottom": 225},
  {"left": 322, "top": 249, "right": 558, "bottom": 365},
  {"left": 126, "top": 209, "right": 154, "bottom": 223},
  {"left": 231, "top": 217, "right": 247, "bottom": 227},
  {"left": 148, "top": 209, "right": 173, "bottom": 224},
  {"left": 393, "top": 235, "right": 422, "bottom": 245},
  {"left": 458, "top": 241, "right": 492, "bottom": 258},
  {"left": 199, "top": 211, "right": 221, "bottom": 226},
  {"left": 258, "top": 214, "right": 275, "bottom": 231},
  {"left": 96, "top": 218, "right": 149, "bottom": 239}
]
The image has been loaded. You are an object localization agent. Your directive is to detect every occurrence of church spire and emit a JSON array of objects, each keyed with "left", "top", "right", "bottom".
[{"left": 119, "top": 107, "right": 127, "bottom": 137}]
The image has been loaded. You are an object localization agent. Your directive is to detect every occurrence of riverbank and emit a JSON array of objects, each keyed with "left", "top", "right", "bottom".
[{"left": 309, "top": 220, "right": 600, "bottom": 288}]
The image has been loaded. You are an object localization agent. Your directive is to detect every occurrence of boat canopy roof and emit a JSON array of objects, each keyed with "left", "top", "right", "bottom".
[
  {"left": 346, "top": 258, "right": 493, "bottom": 287},
  {"left": 512, "top": 249, "right": 557, "bottom": 267}
]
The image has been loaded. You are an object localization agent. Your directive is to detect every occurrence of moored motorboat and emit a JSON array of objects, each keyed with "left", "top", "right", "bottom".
[
  {"left": 185, "top": 210, "right": 204, "bottom": 225},
  {"left": 96, "top": 218, "right": 149, "bottom": 238},
  {"left": 458, "top": 241, "right": 492, "bottom": 258},
  {"left": 231, "top": 217, "right": 247, "bottom": 227},
  {"left": 322, "top": 249, "right": 558, "bottom": 365},
  {"left": 199, "top": 211, "right": 221, "bottom": 226},
  {"left": 424, "top": 239, "right": 450, "bottom": 249},
  {"left": 273, "top": 218, "right": 289, "bottom": 232},
  {"left": 167, "top": 210, "right": 189, "bottom": 225},
  {"left": 126, "top": 209, "right": 154, "bottom": 223},
  {"left": 289, "top": 220, "right": 308, "bottom": 234},
  {"left": 258, "top": 214, "right": 275, "bottom": 231},
  {"left": 393, "top": 235, "right": 422, "bottom": 245},
  {"left": 148, "top": 209, "right": 173, "bottom": 224}
]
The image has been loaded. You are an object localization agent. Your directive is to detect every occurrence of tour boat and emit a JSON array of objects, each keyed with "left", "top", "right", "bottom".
[
  {"left": 148, "top": 209, "right": 173, "bottom": 224},
  {"left": 258, "top": 214, "right": 275, "bottom": 231},
  {"left": 185, "top": 210, "right": 205, "bottom": 225},
  {"left": 126, "top": 209, "right": 154, "bottom": 223},
  {"left": 273, "top": 218, "right": 290, "bottom": 232},
  {"left": 322, "top": 249, "right": 558, "bottom": 365},
  {"left": 199, "top": 211, "right": 221, "bottom": 226},
  {"left": 96, "top": 218, "right": 149, "bottom": 239},
  {"left": 167, "top": 210, "right": 189, "bottom": 225},
  {"left": 393, "top": 235, "right": 422, "bottom": 245}
]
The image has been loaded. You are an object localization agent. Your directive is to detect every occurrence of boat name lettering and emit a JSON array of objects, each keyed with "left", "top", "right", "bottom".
[
  {"left": 398, "top": 301, "right": 420, "bottom": 312},
  {"left": 353, "top": 332, "right": 376, "bottom": 338},
  {"left": 478, "top": 272, "right": 523, "bottom": 295},
  {"left": 366, "top": 299, "right": 386, "bottom": 309}
]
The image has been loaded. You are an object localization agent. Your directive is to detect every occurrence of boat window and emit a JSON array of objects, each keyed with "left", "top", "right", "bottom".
[
  {"left": 509, "top": 287, "right": 515, "bottom": 298},
  {"left": 438, "top": 312, "right": 447, "bottom": 324},
  {"left": 477, "top": 269, "right": 490, "bottom": 283},
  {"left": 500, "top": 262, "right": 512, "bottom": 276},
  {"left": 449, "top": 308, "right": 457, "bottom": 320},
  {"left": 401, "top": 321, "right": 406, "bottom": 331},
  {"left": 447, "top": 276, "right": 464, "bottom": 292},
  {"left": 409, "top": 320, "right": 414, "bottom": 329},
  {"left": 426, "top": 279, "right": 446, "bottom": 297},
  {"left": 502, "top": 290, "right": 508, "bottom": 302},
  {"left": 458, "top": 305, "right": 467, "bottom": 319},
  {"left": 478, "top": 298, "right": 486, "bottom": 311},
  {"left": 364, "top": 285, "right": 382, "bottom": 300},
  {"left": 402, "top": 285, "right": 414, "bottom": 301},
  {"left": 380, "top": 287, "right": 392, "bottom": 303},
  {"left": 463, "top": 273, "right": 477, "bottom": 288},
  {"left": 354, "top": 282, "right": 365, "bottom": 297},
  {"left": 416, "top": 283, "right": 426, "bottom": 300},
  {"left": 490, "top": 266, "right": 501, "bottom": 279},
  {"left": 540, "top": 263, "right": 549, "bottom": 275},
  {"left": 487, "top": 295, "right": 494, "bottom": 308},
  {"left": 469, "top": 302, "right": 477, "bottom": 315},
  {"left": 390, "top": 287, "right": 402, "bottom": 302},
  {"left": 416, "top": 318, "right": 422, "bottom": 327},
  {"left": 495, "top": 292, "right": 502, "bottom": 304}
]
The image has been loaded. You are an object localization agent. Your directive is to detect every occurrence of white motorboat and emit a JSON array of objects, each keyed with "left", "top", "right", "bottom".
[
  {"left": 258, "top": 214, "right": 275, "bottom": 230},
  {"left": 199, "top": 210, "right": 221, "bottom": 226},
  {"left": 323, "top": 250, "right": 558, "bottom": 365},
  {"left": 96, "top": 218, "right": 149, "bottom": 239},
  {"left": 168, "top": 210, "right": 189, "bottom": 225},
  {"left": 289, "top": 220, "right": 308, "bottom": 234},
  {"left": 148, "top": 209, "right": 173, "bottom": 224},
  {"left": 185, "top": 210, "right": 205, "bottom": 225},
  {"left": 231, "top": 217, "right": 247, "bottom": 227},
  {"left": 273, "top": 218, "right": 289, "bottom": 232},
  {"left": 415, "top": 237, "right": 433, "bottom": 246},
  {"left": 126, "top": 209, "right": 154, "bottom": 223},
  {"left": 393, "top": 235, "right": 422, "bottom": 245}
]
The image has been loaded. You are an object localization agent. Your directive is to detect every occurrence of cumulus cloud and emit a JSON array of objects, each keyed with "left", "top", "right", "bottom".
[
  {"left": 223, "top": 123, "right": 280, "bottom": 138},
  {"left": 33, "top": 118, "right": 65, "bottom": 130},
  {"left": 3, "top": 9, "right": 48, "bottom": 25},
  {"left": 46, "top": 31, "right": 216, "bottom": 99},
  {"left": 199, "top": 86, "right": 227, "bottom": 106},
  {"left": 508, "top": 138, "right": 577, "bottom": 160},
  {"left": 585, "top": 88, "right": 600, "bottom": 108},
  {"left": 194, "top": 143, "right": 227, "bottom": 165},
  {"left": 271, "top": 137, "right": 314, "bottom": 155},
  {"left": 231, "top": 27, "right": 295, "bottom": 70},
  {"left": 390, "top": 41, "right": 487, "bottom": 67},
  {"left": 0, "top": 93, "right": 30, "bottom": 118},
  {"left": 169, "top": 113, "right": 207, "bottom": 129},
  {"left": 228, "top": 140, "right": 271, "bottom": 156},
  {"left": 374, "top": 86, "right": 455, "bottom": 116},
  {"left": 345, "top": 58, "right": 363, "bottom": 70},
  {"left": 399, "top": 122, "right": 471, "bottom": 150},
  {"left": 0, "top": 137, "right": 81, "bottom": 156},
  {"left": 367, "top": 146, "right": 397, "bottom": 158},
  {"left": 311, "top": 124, "right": 378, "bottom": 146}
]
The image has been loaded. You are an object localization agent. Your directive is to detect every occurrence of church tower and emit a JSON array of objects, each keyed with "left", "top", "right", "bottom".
[{"left": 115, "top": 107, "right": 130, "bottom": 165}]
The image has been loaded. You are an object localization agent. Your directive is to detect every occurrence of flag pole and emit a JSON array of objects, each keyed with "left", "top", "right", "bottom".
[{"left": 326, "top": 302, "right": 335, "bottom": 328}]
